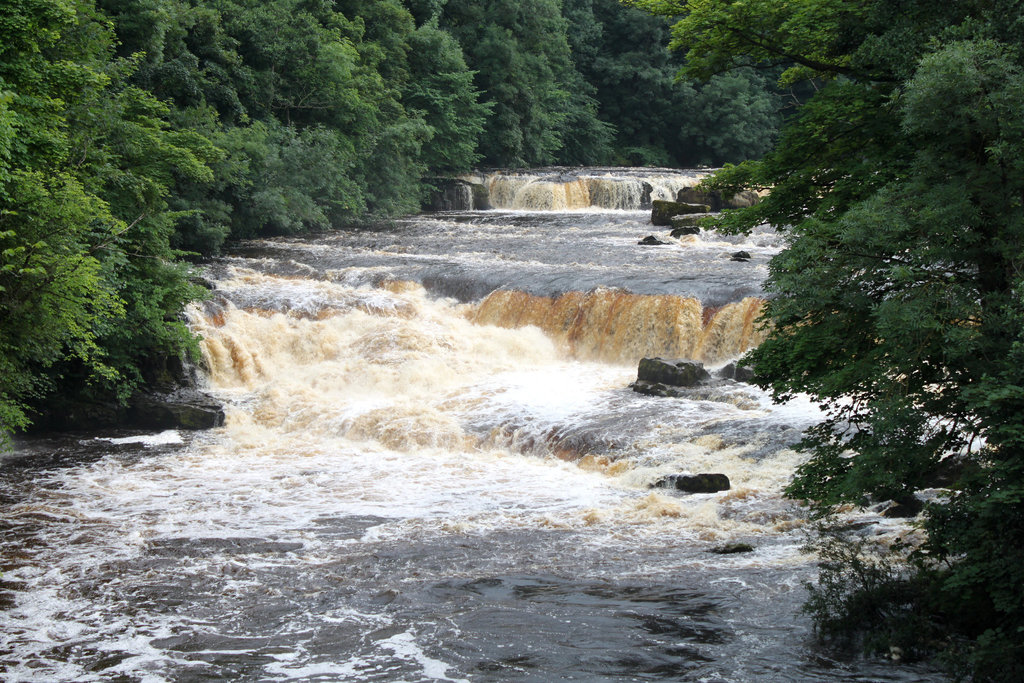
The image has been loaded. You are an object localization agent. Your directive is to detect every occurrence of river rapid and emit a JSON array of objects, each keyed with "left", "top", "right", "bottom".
[{"left": 1, "top": 169, "right": 942, "bottom": 681}]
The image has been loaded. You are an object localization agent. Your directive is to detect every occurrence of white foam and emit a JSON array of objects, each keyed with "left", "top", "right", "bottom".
[{"left": 97, "top": 430, "right": 183, "bottom": 446}]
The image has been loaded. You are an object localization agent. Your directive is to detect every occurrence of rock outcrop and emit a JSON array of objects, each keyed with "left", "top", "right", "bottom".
[
  {"left": 29, "top": 353, "right": 225, "bottom": 433},
  {"left": 651, "top": 200, "right": 712, "bottom": 226},
  {"left": 637, "top": 357, "right": 710, "bottom": 386},
  {"left": 677, "top": 187, "right": 761, "bottom": 211},
  {"left": 129, "top": 390, "right": 226, "bottom": 430}
]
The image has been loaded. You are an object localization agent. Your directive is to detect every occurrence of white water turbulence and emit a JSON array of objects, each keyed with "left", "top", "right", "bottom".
[
  {"left": 1, "top": 168, "right": 943, "bottom": 682},
  {"left": 480, "top": 167, "right": 706, "bottom": 210}
]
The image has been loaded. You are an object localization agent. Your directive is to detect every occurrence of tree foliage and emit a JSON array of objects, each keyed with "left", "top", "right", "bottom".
[
  {"left": 0, "top": 0, "right": 207, "bottom": 438},
  {"left": 630, "top": 0, "right": 1024, "bottom": 676}
]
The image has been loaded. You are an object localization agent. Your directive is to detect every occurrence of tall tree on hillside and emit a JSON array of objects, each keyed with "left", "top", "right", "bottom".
[
  {"left": 629, "top": 0, "right": 1024, "bottom": 677},
  {"left": 440, "top": 0, "right": 611, "bottom": 167}
]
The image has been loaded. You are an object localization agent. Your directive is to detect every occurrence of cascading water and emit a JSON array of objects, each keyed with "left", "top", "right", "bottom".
[
  {"left": 482, "top": 167, "right": 705, "bottom": 210},
  {"left": 0, "top": 169, "right": 942, "bottom": 681}
]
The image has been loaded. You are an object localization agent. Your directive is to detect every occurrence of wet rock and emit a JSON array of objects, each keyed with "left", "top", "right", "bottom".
[
  {"left": 653, "top": 473, "right": 731, "bottom": 493},
  {"left": 730, "top": 250, "right": 751, "bottom": 262},
  {"left": 637, "top": 358, "right": 710, "bottom": 387},
  {"left": 677, "top": 187, "right": 723, "bottom": 212},
  {"left": 677, "top": 187, "right": 761, "bottom": 211},
  {"left": 639, "top": 181, "right": 654, "bottom": 210},
  {"left": 129, "top": 390, "right": 226, "bottom": 430},
  {"left": 670, "top": 225, "right": 700, "bottom": 238},
  {"left": 630, "top": 380, "right": 681, "bottom": 397},
  {"left": 879, "top": 497, "right": 924, "bottom": 519},
  {"left": 725, "top": 190, "right": 761, "bottom": 209},
  {"left": 670, "top": 214, "right": 706, "bottom": 228},
  {"left": 424, "top": 178, "right": 476, "bottom": 211},
  {"left": 715, "top": 362, "right": 756, "bottom": 383},
  {"left": 638, "top": 235, "right": 670, "bottom": 246},
  {"left": 471, "top": 182, "right": 490, "bottom": 210},
  {"left": 709, "top": 542, "right": 754, "bottom": 554},
  {"left": 651, "top": 200, "right": 712, "bottom": 226}
]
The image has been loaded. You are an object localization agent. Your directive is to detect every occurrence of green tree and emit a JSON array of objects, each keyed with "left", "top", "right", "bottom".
[
  {"left": 569, "top": 0, "right": 779, "bottom": 166},
  {"left": 0, "top": 0, "right": 208, "bottom": 439},
  {"left": 402, "top": 20, "right": 491, "bottom": 175},
  {"left": 630, "top": 0, "right": 1024, "bottom": 676},
  {"left": 440, "top": 0, "right": 610, "bottom": 167}
]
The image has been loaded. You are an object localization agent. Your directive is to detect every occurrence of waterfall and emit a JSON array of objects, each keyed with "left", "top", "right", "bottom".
[
  {"left": 485, "top": 167, "right": 709, "bottom": 210},
  {"left": 9, "top": 172, "right": 931, "bottom": 683},
  {"left": 470, "top": 289, "right": 766, "bottom": 365}
]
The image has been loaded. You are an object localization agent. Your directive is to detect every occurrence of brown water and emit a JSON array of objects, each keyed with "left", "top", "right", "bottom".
[{"left": 0, "top": 170, "right": 944, "bottom": 681}]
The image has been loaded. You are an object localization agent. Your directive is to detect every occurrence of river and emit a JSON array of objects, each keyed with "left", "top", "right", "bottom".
[{"left": 1, "top": 169, "right": 942, "bottom": 681}]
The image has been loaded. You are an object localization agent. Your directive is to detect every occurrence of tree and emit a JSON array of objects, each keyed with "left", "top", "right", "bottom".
[
  {"left": 569, "top": 0, "right": 779, "bottom": 167},
  {"left": 0, "top": 0, "right": 209, "bottom": 438},
  {"left": 440, "top": 0, "right": 610, "bottom": 167},
  {"left": 629, "top": 0, "right": 1024, "bottom": 676}
]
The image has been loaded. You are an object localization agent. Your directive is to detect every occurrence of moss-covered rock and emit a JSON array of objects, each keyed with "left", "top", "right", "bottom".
[{"left": 651, "top": 200, "right": 711, "bottom": 226}]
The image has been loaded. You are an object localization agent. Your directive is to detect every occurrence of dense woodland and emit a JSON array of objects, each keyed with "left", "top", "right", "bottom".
[
  {"left": 0, "top": 0, "right": 781, "bottom": 438},
  {"left": 630, "top": 0, "right": 1024, "bottom": 678}
]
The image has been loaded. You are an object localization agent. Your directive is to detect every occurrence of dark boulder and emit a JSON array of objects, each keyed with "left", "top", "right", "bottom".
[
  {"left": 638, "top": 235, "right": 670, "bottom": 246},
  {"left": 651, "top": 200, "right": 712, "bottom": 226},
  {"left": 670, "top": 226, "right": 700, "bottom": 238},
  {"left": 715, "top": 362, "right": 756, "bottom": 383},
  {"left": 653, "top": 473, "right": 731, "bottom": 493},
  {"left": 677, "top": 187, "right": 723, "bottom": 212},
  {"left": 637, "top": 358, "right": 710, "bottom": 386},
  {"left": 709, "top": 542, "right": 754, "bottom": 554},
  {"left": 639, "top": 182, "right": 654, "bottom": 210},
  {"left": 878, "top": 496, "right": 924, "bottom": 519},
  {"left": 670, "top": 213, "right": 706, "bottom": 228},
  {"left": 631, "top": 380, "right": 680, "bottom": 397},
  {"left": 730, "top": 250, "right": 751, "bottom": 262}
]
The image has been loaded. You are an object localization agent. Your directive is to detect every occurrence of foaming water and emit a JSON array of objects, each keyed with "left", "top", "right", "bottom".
[
  {"left": 484, "top": 167, "right": 706, "bottom": 210},
  {"left": 470, "top": 289, "right": 765, "bottom": 364},
  {"left": 0, "top": 181, "right": 944, "bottom": 681}
]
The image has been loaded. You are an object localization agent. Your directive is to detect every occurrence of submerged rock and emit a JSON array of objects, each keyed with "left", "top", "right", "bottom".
[
  {"left": 638, "top": 235, "right": 670, "bottom": 245},
  {"left": 730, "top": 250, "right": 751, "bottom": 262},
  {"left": 709, "top": 542, "right": 754, "bottom": 554},
  {"left": 651, "top": 200, "right": 712, "bottom": 226},
  {"left": 653, "top": 473, "right": 731, "bottom": 493},
  {"left": 670, "top": 225, "right": 701, "bottom": 238}
]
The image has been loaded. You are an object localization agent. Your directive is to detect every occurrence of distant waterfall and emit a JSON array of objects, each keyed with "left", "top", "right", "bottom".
[{"left": 482, "top": 167, "right": 709, "bottom": 210}]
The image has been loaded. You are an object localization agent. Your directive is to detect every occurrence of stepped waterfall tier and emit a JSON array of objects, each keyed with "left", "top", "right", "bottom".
[{"left": 0, "top": 170, "right": 940, "bottom": 681}]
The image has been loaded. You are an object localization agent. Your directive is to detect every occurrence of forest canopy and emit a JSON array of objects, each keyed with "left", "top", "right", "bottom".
[{"left": 628, "top": 0, "right": 1024, "bottom": 677}]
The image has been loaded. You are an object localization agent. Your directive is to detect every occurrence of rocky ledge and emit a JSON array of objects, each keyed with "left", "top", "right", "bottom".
[
  {"left": 30, "top": 354, "right": 225, "bottom": 433},
  {"left": 129, "top": 389, "right": 226, "bottom": 430}
]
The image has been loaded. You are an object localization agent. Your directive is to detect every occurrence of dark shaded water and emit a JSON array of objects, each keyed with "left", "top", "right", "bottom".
[{"left": 1, "top": 171, "right": 943, "bottom": 681}]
